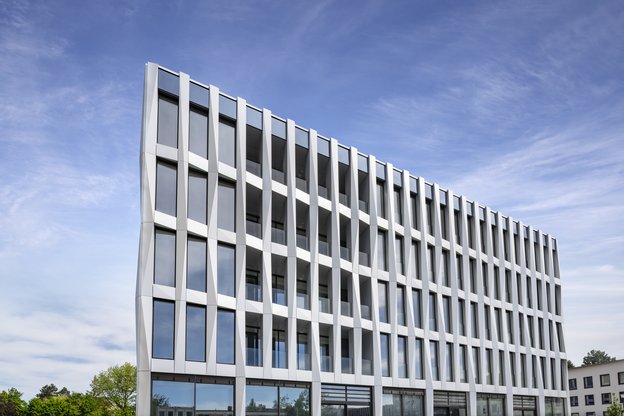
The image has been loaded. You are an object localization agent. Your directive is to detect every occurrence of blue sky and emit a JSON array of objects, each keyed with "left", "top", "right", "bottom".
[{"left": 1, "top": 0, "right": 623, "bottom": 398}]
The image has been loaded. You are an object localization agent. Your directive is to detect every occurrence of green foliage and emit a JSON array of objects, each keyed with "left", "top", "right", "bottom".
[
  {"left": 567, "top": 360, "right": 575, "bottom": 368},
  {"left": 582, "top": 349, "right": 616, "bottom": 367},
  {"left": 606, "top": 393, "right": 623, "bottom": 416},
  {"left": 90, "top": 362, "right": 136, "bottom": 416},
  {"left": 0, "top": 388, "right": 27, "bottom": 416}
]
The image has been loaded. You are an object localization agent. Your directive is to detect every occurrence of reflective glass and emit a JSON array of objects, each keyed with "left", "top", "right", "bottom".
[
  {"left": 219, "top": 120, "right": 236, "bottom": 167},
  {"left": 186, "top": 304, "right": 206, "bottom": 362},
  {"left": 188, "top": 170, "right": 207, "bottom": 223},
  {"left": 280, "top": 387, "right": 310, "bottom": 416},
  {"left": 190, "top": 83, "right": 209, "bottom": 108},
  {"left": 154, "top": 229, "right": 175, "bottom": 287},
  {"left": 158, "top": 69, "right": 179, "bottom": 95},
  {"left": 381, "top": 333, "right": 390, "bottom": 376},
  {"left": 246, "top": 385, "right": 278, "bottom": 416},
  {"left": 219, "top": 95, "right": 237, "bottom": 119},
  {"left": 271, "top": 118, "right": 286, "bottom": 139},
  {"left": 218, "top": 181, "right": 236, "bottom": 231},
  {"left": 247, "top": 106, "right": 262, "bottom": 129},
  {"left": 378, "top": 282, "right": 388, "bottom": 323},
  {"left": 156, "top": 161, "right": 177, "bottom": 216},
  {"left": 217, "top": 244, "right": 235, "bottom": 297},
  {"left": 157, "top": 96, "right": 178, "bottom": 148},
  {"left": 196, "top": 384, "right": 234, "bottom": 414},
  {"left": 187, "top": 237, "right": 206, "bottom": 292},
  {"left": 217, "top": 309, "right": 235, "bottom": 364},
  {"left": 151, "top": 380, "right": 193, "bottom": 415},
  {"left": 415, "top": 339, "right": 423, "bottom": 379},
  {"left": 382, "top": 394, "right": 400, "bottom": 416},
  {"left": 189, "top": 109, "right": 208, "bottom": 158},
  {"left": 403, "top": 394, "right": 423, "bottom": 416},
  {"left": 153, "top": 300, "right": 174, "bottom": 359}
]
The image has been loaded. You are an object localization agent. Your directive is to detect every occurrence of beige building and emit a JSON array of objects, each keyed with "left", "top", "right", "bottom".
[{"left": 568, "top": 359, "right": 624, "bottom": 416}]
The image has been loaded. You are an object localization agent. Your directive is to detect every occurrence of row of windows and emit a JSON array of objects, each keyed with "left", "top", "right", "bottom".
[
  {"left": 570, "top": 392, "right": 624, "bottom": 407},
  {"left": 569, "top": 372, "right": 624, "bottom": 390},
  {"left": 152, "top": 298, "right": 566, "bottom": 389}
]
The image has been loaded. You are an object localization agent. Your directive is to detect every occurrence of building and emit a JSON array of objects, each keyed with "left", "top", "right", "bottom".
[
  {"left": 136, "top": 62, "right": 568, "bottom": 416},
  {"left": 568, "top": 360, "right": 624, "bottom": 415}
]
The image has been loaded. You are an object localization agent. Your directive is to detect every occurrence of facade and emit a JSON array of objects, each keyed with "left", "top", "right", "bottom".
[
  {"left": 568, "top": 360, "right": 624, "bottom": 416},
  {"left": 136, "top": 62, "right": 569, "bottom": 416}
]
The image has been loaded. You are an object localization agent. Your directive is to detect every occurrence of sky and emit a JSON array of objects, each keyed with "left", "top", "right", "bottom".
[{"left": 0, "top": 0, "right": 623, "bottom": 398}]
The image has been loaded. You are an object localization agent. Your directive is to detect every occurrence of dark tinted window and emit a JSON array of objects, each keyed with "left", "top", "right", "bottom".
[
  {"left": 186, "top": 304, "right": 206, "bottom": 361},
  {"left": 219, "top": 120, "right": 236, "bottom": 167},
  {"left": 217, "top": 244, "right": 235, "bottom": 297},
  {"left": 157, "top": 96, "right": 178, "bottom": 148},
  {"left": 153, "top": 300, "right": 174, "bottom": 359},
  {"left": 188, "top": 170, "right": 207, "bottom": 223},
  {"left": 189, "top": 108, "right": 208, "bottom": 158},
  {"left": 156, "top": 161, "right": 177, "bottom": 216},
  {"left": 154, "top": 228, "right": 175, "bottom": 287},
  {"left": 217, "top": 309, "right": 235, "bottom": 364},
  {"left": 187, "top": 237, "right": 206, "bottom": 292},
  {"left": 218, "top": 180, "right": 236, "bottom": 231}
]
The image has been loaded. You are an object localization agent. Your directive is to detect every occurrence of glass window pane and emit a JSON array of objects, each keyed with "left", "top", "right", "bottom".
[
  {"left": 246, "top": 385, "right": 278, "bottom": 416},
  {"left": 280, "top": 387, "right": 310, "bottom": 416},
  {"left": 188, "top": 170, "right": 207, "bottom": 223},
  {"left": 154, "top": 229, "right": 175, "bottom": 287},
  {"left": 196, "top": 383, "right": 234, "bottom": 413},
  {"left": 187, "top": 237, "right": 206, "bottom": 292},
  {"left": 190, "top": 82, "right": 209, "bottom": 108},
  {"left": 189, "top": 109, "right": 208, "bottom": 158},
  {"left": 186, "top": 304, "right": 206, "bottom": 362},
  {"left": 381, "top": 333, "right": 390, "bottom": 376},
  {"left": 153, "top": 300, "right": 174, "bottom": 359},
  {"left": 403, "top": 394, "right": 423, "bottom": 416},
  {"left": 217, "top": 310, "right": 235, "bottom": 364},
  {"left": 378, "top": 282, "right": 388, "bottom": 323},
  {"left": 219, "top": 120, "right": 236, "bottom": 167},
  {"left": 219, "top": 95, "right": 237, "bottom": 119},
  {"left": 217, "top": 244, "right": 235, "bottom": 297},
  {"left": 414, "top": 338, "right": 423, "bottom": 379},
  {"left": 382, "top": 394, "right": 401, "bottom": 416},
  {"left": 151, "top": 380, "right": 193, "bottom": 414},
  {"left": 157, "top": 96, "right": 178, "bottom": 148},
  {"left": 218, "top": 180, "right": 236, "bottom": 231},
  {"left": 156, "top": 161, "right": 177, "bottom": 216}
]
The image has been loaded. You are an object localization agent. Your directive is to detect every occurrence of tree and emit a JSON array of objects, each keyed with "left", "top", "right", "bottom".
[
  {"left": 90, "top": 362, "right": 136, "bottom": 416},
  {"left": 36, "top": 384, "right": 60, "bottom": 400},
  {"left": 0, "top": 388, "right": 27, "bottom": 416},
  {"left": 567, "top": 360, "right": 575, "bottom": 368},
  {"left": 582, "top": 350, "right": 616, "bottom": 367},
  {"left": 606, "top": 393, "right": 623, "bottom": 416}
]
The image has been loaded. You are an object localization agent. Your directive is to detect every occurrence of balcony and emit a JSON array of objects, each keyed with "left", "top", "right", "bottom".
[
  {"left": 319, "top": 297, "right": 331, "bottom": 314},
  {"left": 320, "top": 356, "right": 333, "bottom": 372},
  {"left": 341, "top": 301, "right": 352, "bottom": 317},
  {"left": 340, "top": 245, "right": 351, "bottom": 261},
  {"left": 318, "top": 239, "right": 330, "bottom": 256},
  {"left": 246, "top": 159, "right": 261, "bottom": 177},
  {"left": 272, "top": 222, "right": 286, "bottom": 245},
  {"left": 297, "top": 353, "right": 311, "bottom": 371},
  {"left": 296, "top": 177, "right": 308, "bottom": 193},
  {"left": 246, "top": 282, "right": 262, "bottom": 302},
  {"left": 359, "top": 251, "right": 370, "bottom": 267},
  {"left": 362, "top": 358, "right": 373, "bottom": 375},
  {"left": 296, "top": 232, "right": 309, "bottom": 250},
  {"left": 358, "top": 199, "right": 368, "bottom": 213},
  {"left": 361, "top": 304, "right": 371, "bottom": 320},
  {"left": 272, "top": 169, "right": 286, "bottom": 185},
  {"left": 246, "top": 218, "right": 262, "bottom": 239},
  {"left": 318, "top": 185, "right": 329, "bottom": 199},
  {"left": 339, "top": 192, "right": 349, "bottom": 206},
  {"left": 341, "top": 357, "right": 354, "bottom": 374},
  {"left": 297, "top": 293, "right": 309, "bottom": 310},
  {"left": 246, "top": 347, "right": 262, "bottom": 367}
]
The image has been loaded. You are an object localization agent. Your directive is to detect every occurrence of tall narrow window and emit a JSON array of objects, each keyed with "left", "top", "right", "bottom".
[
  {"left": 273, "top": 328, "right": 287, "bottom": 368},
  {"left": 456, "top": 254, "right": 464, "bottom": 290},
  {"left": 469, "top": 259, "right": 476, "bottom": 293},
  {"left": 415, "top": 338, "right": 423, "bottom": 379},
  {"left": 187, "top": 237, "right": 206, "bottom": 292},
  {"left": 218, "top": 119, "right": 236, "bottom": 167},
  {"left": 218, "top": 180, "right": 236, "bottom": 232},
  {"left": 442, "top": 250, "right": 450, "bottom": 286},
  {"left": 377, "top": 231, "right": 387, "bottom": 271},
  {"left": 412, "top": 289, "right": 422, "bottom": 328},
  {"left": 378, "top": 281, "right": 389, "bottom": 323},
  {"left": 156, "top": 160, "right": 177, "bottom": 216},
  {"left": 459, "top": 345, "right": 468, "bottom": 383},
  {"left": 425, "top": 199, "right": 433, "bottom": 235},
  {"left": 443, "top": 296, "right": 452, "bottom": 333},
  {"left": 381, "top": 333, "right": 390, "bottom": 376},
  {"left": 217, "top": 309, "right": 235, "bottom": 364},
  {"left": 186, "top": 304, "right": 206, "bottom": 362},
  {"left": 430, "top": 341, "right": 439, "bottom": 381},
  {"left": 471, "top": 302, "right": 479, "bottom": 338},
  {"left": 440, "top": 204, "right": 448, "bottom": 240},
  {"left": 472, "top": 347, "right": 481, "bottom": 384},
  {"left": 157, "top": 96, "right": 178, "bottom": 148},
  {"left": 427, "top": 245, "right": 435, "bottom": 282},
  {"left": 153, "top": 300, "right": 174, "bottom": 359},
  {"left": 429, "top": 293, "right": 437, "bottom": 331},
  {"left": 398, "top": 336, "right": 408, "bottom": 378},
  {"left": 189, "top": 107, "right": 208, "bottom": 158},
  {"left": 376, "top": 181, "right": 386, "bottom": 218},
  {"left": 188, "top": 170, "right": 207, "bottom": 224},
  {"left": 485, "top": 349, "right": 493, "bottom": 385},
  {"left": 217, "top": 244, "right": 235, "bottom": 297},
  {"left": 397, "top": 285, "right": 406, "bottom": 326},
  {"left": 154, "top": 228, "right": 176, "bottom": 287},
  {"left": 394, "top": 187, "right": 402, "bottom": 225},
  {"left": 395, "top": 237, "right": 404, "bottom": 275},
  {"left": 445, "top": 343, "right": 453, "bottom": 382},
  {"left": 507, "top": 311, "right": 514, "bottom": 343},
  {"left": 458, "top": 299, "right": 466, "bottom": 336}
]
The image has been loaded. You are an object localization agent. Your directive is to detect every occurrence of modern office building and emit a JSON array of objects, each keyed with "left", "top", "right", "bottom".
[
  {"left": 568, "top": 360, "right": 624, "bottom": 416},
  {"left": 136, "top": 62, "right": 569, "bottom": 416}
]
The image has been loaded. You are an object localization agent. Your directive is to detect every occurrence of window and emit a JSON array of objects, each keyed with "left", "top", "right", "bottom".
[
  {"left": 471, "top": 302, "right": 478, "bottom": 338},
  {"left": 442, "top": 250, "right": 450, "bottom": 286},
  {"left": 425, "top": 199, "right": 433, "bottom": 235},
  {"left": 506, "top": 311, "right": 514, "bottom": 343},
  {"left": 189, "top": 107, "right": 208, "bottom": 158},
  {"left": 472, "top": 347, "right": 480, "bottom": 384},
  {"left": 395, "top": 237, "right": 404, "bottom": 275},
  {"left": 429, "top": 293, "right": 437, "bottom": 331},
  {"left": 440, "top": 204, "right": 448, "bottom": 240},
  {"left": 600, "top": 374, "right": 611, "bottom": 386},
  {"left": 602, "top": 393, "right": 612, "bottom": 405},
  {"left": 397, "top": 285, "right": 406, "bottom": 326},
  {"left": 584, "top": 376, "right": 593, "bottom": 388},
  {"left": 154, "top": 228, "right": 175, "bottom": 287},
  {"left": 272, "top": 274, "right": 286, "bottom": 305},
  {"left": 273, "top": 328, "right": 287, "bottom": 368},
  {"left": 459, "top": 345, "right": 467, "bottom": 383},
  {"left": 456, "top": 254, "right": 464, "bottom": 290},
  {"left": 446, "top": 343, "right": 454, "bottom": 382},
  {"left": 217, "top": 244, "right": 235, "bottom": 297},
  {"left": 570, "top": 396, "right": 578, "bottom": 406},
  {"left": 246, "top": 323, "right": 262, "bottom": 366},
  {"left": 153, "top": 300, "right": 174, "bottom": 359},
  {"left": 443, "top": 296, "right": 452, "bottom": 333},
  {"left": 246, "top": 384, "right": 310, "bottom": 416},
  {"left": 377, "top": 180, "right": 386, "bottom": 218},
  {"left": 485, "top": 349, "right": 493, "bottom": 384},
  {"left": 619, "top": 371, "right": 624, "bottom": 384},
  {"left": 412, "top": 289, "right": 422, "bottom": 328},
  {"left": 217, "top": 309, "right": 235, "bottom": 364},
  {"left": 156, "top": 160, "right": 177, "bottom": 216},
  {"left": 152, "top": 378, "right": 234, "bottom": 416},
  {"left": 186, "top": 304, "right": 206, "bottom": 362},
  {"left": 218, "top": 119, "right": 236, "bottom": 167},
  {"left": 382, "top": 390, "right": 424, "bottom": 416},
  {"left": 458, "top": 299, "right": 466, "bottom": 336},
  {"left": 187, "top": 237, "right": 206, "bottom": 292},
  {"left": 414, "top": 338, "right": 423, "bottom": 379},
  {"left": 188, "top": 170, "right": 207, "bottom": 223},
  {"left": 381, "top": 333, "right": 391, "bottom": 376},
  {"left": 218, "top": 180, "right": 236, "bottom": 231},
  {"left": 378, "top": 282, "right": 389, "bottom": 323},
  {"left": 469, "top": 259, "right": 476, "bottom": 293},
  {"left": 398, "top": 336, "right": 408, "bottom": 378},
  {"left": 428, "top": 245, "right": 435, "bottom": 282},
  {"left": 394, "top": 187, "right": 402, "bottom": 225},
  {"left": 569, "top": 378, "right": 577, "bottom": 390},
  {"left": 377, "top": 231, "right": 387, "bottom": 271},
  {"left": 157, "top": 95, "right": 178, "bottom": 148},
  {"left": 430, "top": 341, "right": 439, "bottom": 381},
  {"left": 585, "top": 395, "right": 594, "bottom": 406}
]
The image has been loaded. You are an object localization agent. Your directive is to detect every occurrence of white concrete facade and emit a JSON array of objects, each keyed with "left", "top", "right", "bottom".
[
  {"left": 137, "top": 62, "right": 569, "bottom": 416},
  {"left": 568, "top": 360, "right": 624, "bottom": 415}
]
